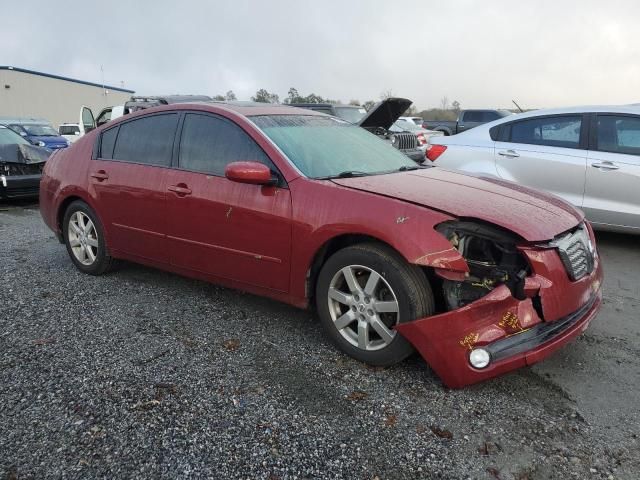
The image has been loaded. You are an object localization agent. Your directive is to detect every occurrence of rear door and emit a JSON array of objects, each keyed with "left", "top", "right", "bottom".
[
  {"left": 165, "top": 112, "right": 292, "bottom": 292},
  {"left": 493, "top": 114, "right": 588, "bottom": 208},
  {"left": 90, "top": 113, "right": 179, "bottom": 261},
  {"left": 583, "top": 113, "right": 640, "bottom": 230}
]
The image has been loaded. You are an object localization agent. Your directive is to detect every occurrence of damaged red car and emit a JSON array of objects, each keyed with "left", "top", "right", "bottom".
[{"left": 39, "top": 102, "right": 603, "bottom": 388}]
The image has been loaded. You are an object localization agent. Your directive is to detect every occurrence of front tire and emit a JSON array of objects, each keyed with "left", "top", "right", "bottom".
[
  {"left": 315, "top": 243, "right": 434, "bottom": 366},
  {"left": 63, "top": 200, "right": 115, "bottom": 275}
]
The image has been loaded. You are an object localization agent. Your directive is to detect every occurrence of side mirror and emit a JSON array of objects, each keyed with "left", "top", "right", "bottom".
[{"left": 225, "top": 161, "right": 275, "bottom": 185}]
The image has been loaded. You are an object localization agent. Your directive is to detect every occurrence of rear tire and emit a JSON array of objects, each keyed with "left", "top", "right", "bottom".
[
  {"left": 63, "top": 200, "right": 115, "bottom": 275},
  {"left": 315, "top": 243, "right": 434, "bottom": 366}
]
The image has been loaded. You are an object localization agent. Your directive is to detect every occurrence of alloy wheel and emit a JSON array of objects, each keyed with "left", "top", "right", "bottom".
[
  {"left": 327, "top": 265, "right": 400, "bottom": 351},
  {"left": 67, "top": 211, "right": 99, "bottom": 266}
]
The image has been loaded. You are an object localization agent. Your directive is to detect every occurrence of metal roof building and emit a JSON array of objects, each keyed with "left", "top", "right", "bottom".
[{"left": 0, "top": 66, "right": 135, "bottom": 128}]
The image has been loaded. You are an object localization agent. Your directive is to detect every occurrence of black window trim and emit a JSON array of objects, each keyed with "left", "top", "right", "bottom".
[
  {"left": 93, "top": 111, "right": 180, "bottom": 168},
  {"left": 496, "top": 113, "right": 589, "bottom": 150},
  {"left": 174, "top": 110, "right": 288, "bottom": 188},
  {"left": 589, "top": 112, "right": 640, "bottom": 156}
]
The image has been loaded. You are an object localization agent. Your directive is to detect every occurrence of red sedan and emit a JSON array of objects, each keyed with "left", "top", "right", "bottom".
[{"left": 39, "top": 102, "right": 603, "bottom": 388}]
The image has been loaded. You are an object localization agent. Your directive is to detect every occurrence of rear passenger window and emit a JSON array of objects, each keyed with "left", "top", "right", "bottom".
[
  {"left": 481, "top": 111, "right": 500, "bottom": 122},
  {"left": 596, "top": 115, "right": 640, "bottom": 156},
  {"left": 99, "top": 126, "right": 118, "bottom": 159},
  {"left": 509, "top": 115, "right": 582, "bottom": 148},
  {"left": 112, "top": 114, "right": 178, "bottom": 166},
  {"left": 178, "top": 113, "right": 273, "bottom": 176},
  {"left": 463, "top": 111, "right": 482, "bottom": 122}
]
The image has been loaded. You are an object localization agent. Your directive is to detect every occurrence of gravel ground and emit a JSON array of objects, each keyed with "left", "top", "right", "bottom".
[{"left": 1, "top": 202, "right": 639, "bottom": 480}]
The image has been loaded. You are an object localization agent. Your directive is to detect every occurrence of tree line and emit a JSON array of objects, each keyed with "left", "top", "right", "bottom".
[{"left": 213, "top": 88, "right": 463, "bottom": 118}]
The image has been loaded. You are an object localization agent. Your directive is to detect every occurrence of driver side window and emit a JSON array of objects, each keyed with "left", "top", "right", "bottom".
[{"left": 178, "top": 113, "right": 275, "bottom": 176}]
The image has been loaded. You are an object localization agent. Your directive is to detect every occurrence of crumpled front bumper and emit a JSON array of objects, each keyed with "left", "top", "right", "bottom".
[
  {"left": 0, "top": 174, "right": 42, "bottom": 199},
  {"left": 396, "top": 240, "right": 603, "bottom": 389}
]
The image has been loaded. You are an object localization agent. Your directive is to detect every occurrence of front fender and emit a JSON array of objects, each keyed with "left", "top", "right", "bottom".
[{"left": 288, "top": 179, "right": 468, "bottom": 304}]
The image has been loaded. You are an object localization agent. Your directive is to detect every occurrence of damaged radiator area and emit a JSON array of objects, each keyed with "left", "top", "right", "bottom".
[{"left": 436, "top": 221, "right": 530, "bottom": 310}]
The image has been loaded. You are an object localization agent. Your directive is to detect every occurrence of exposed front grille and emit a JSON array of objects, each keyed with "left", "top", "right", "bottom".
[
  {"left": 551, "top": 224, "right": 595, "bottom": 281},
  {"left": 391, "top": 132, "right": 417, "bottom": 151},
  {"left": 1, "top": 162, "right": 45, "bottom": 176}
]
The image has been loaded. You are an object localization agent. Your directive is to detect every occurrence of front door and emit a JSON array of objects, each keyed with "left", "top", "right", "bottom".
[
  {"left": 494, "top": 114, "right": 588, "bottom": 208},
  {"left": 165, "top": 112, "right": 292, "bottom": 292},
  {"left": 584, "top": 114, "right": 640, "bottom": 230},
  {"left": 89, "top": 113, "right": 179, "bottom": 261}
]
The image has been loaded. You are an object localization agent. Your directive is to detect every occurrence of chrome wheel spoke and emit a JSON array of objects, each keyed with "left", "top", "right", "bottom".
[
  {"left": 86, "top": 246, "right": 96, "bottom": 263},
  {"left": 86, "top": 237, "right": 99, "bottom": 248},
  {"left": 328, "top": 287, "right": 352, "bottom": 306},
  {"left": 363, "top": 271, "right": 381, "bottom": 296},
  {"left": 70, "top": 220, "right": 82, "bottom": 236},
  {"left": 370, "top": 316, "right": 395, "bottom": 344},
  {"left": 69, "top": 238, "right": 81, "bottom": 248},
  {"left": 357, "top": 320, "right": 370, "bottom": 349},
  {"left": 341, "top": 266, "right": 361, "bottom": 294},
  {"left": 334, "top": 310, "right": 356, "bottom": 330},
  {"left": 83, "top": 219, "right": 94, "bottom": 235},
  {"left": 374, "top": 300, "right": 399, "bottom": 313}
]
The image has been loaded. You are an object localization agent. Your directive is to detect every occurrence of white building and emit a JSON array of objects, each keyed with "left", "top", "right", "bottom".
[{"left": 0, "top": 66, "right": 134, "bottom": 128}]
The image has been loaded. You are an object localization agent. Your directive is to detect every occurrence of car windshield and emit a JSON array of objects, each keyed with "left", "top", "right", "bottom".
[
  {"left": 252, "top": 115, "right": 417, "bottom": 179},
  {"left": 0, "top": 126, "right": 30, "bottom": 145},
  {"left": 333, "top": 106, "right": 367, "bottom": 124},
  {"left": 21, "top": 124, "right": 59, "bottom": 136}
]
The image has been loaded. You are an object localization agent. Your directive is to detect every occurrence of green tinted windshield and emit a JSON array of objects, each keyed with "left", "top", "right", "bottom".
[{"left": 251, "top": 115, "right": 416, "bottom": 179}]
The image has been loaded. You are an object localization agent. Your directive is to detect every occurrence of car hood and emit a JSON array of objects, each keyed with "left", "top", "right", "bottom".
[
  {"left": 0, "top": 144, "right": 50, "bottom": 164},
  {"left": 358, "top": 97, "right": 412, "bottom": 130},
  {"left": 30, "top": 135, "right": 67, "bottom": 145},
  {"left": 332, "top": 168, "right": 583, "bottom": 242}
]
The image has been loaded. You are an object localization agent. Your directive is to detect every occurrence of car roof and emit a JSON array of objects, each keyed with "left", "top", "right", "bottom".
[
  {"left": 146, "top": 101, "right": 330, "bottom": 117},
  {"left": 501, "top": 104, "right": 640, "bottom": 121}
]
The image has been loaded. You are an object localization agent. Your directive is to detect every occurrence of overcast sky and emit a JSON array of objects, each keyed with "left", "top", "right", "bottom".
[{"left": 1, "top": 0, "right": 639, "bottom": 110}]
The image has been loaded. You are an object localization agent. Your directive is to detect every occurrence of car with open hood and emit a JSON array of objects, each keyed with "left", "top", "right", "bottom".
[
  {"left": 39, "top": 101, "right": 603, "bottom": 388},
  {"left": 293, "top": 98, "right": 426, "bottom": 162},
  {"left": 0, "top": 125, "right": 50, "bottom": 199}
]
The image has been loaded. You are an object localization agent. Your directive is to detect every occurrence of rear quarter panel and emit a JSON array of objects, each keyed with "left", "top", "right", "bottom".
[
  {"left": 431, "top": 128, "right": 498, "bottom": 175},
  {"left": 40, "top": 132, "right": 96, "bottom": 236}
]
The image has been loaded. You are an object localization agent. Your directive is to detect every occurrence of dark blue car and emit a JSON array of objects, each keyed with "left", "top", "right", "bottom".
[{"left": 7, "top": 122, "right": 70, "bottom": 149}]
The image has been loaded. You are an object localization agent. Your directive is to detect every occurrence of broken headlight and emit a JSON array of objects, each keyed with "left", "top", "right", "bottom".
[{"left": 436, "top": 221, "right": 530, "bottom": 310}]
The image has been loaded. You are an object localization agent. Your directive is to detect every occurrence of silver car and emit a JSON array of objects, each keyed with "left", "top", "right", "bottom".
[{"left": 427, "top": 106, "right": 640, "bottom": 233}]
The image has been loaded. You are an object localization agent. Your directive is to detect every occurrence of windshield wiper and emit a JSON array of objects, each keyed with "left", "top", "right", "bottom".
[
  {"left": 320, "top": 170, "right": 369, "bottom": 180},
  {"left": 397, "top": 165, "right": 423, "bottom": 171}
]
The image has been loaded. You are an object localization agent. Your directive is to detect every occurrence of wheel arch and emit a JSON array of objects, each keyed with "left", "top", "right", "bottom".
[
  {"left": 56, "top": 192, "right": 110, "bottom": 248},
  {"left": 305, "top": 231, "right": 460, "bottom": 305}
]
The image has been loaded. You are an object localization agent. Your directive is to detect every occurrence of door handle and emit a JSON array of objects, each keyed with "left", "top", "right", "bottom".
[
  {"left": 168, "top": 184, "right": 192, "bottom": 196},
  {"left": 90, "top": 170, "right": 109, "bottom": 181},
  {"left": 591, "top": 162, "right": 619, "bottom": 171},
  {"left": 498, "top": 150, "right": 520, "bottom": 158}
]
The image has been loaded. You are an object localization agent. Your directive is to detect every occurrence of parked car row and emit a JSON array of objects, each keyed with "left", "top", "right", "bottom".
[
  {"left": 0, "top": 117, "right": 71, "bottom": 149},
  {"left": 38, "top": 100, "right": 603, "bottom": 388}
]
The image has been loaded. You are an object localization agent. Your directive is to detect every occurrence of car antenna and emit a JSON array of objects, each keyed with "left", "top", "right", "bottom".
[{"left": 512, "top": 99, "right": 524, "bottom": 113}]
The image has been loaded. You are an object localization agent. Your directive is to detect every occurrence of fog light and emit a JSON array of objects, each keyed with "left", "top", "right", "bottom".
[{"left": 469, "top": 348, "right": 491, "bottom": 369}]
